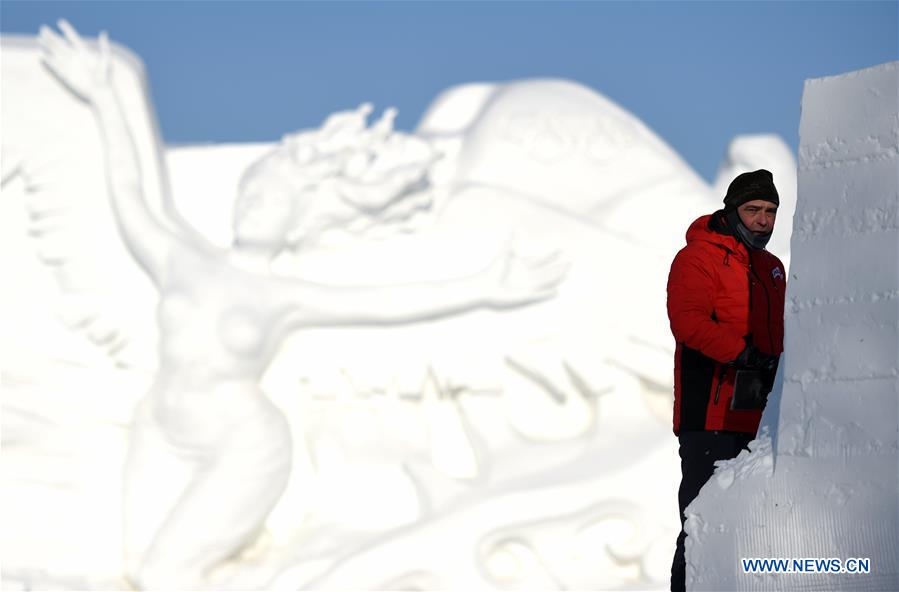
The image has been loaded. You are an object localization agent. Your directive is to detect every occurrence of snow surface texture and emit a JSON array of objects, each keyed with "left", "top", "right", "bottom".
[
  {"left": 687, "top": 61, "right": 899, "bottom": 591},
  {"left": 3, "top": 35, "right": 796, "bottom": 590}
]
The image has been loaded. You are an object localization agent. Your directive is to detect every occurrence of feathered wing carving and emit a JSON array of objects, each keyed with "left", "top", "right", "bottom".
[
  {"left": 1, "top": 40, "right": 169, "bottom": 586},
  {"left": 1, "top": 36, "right": 168, "bottom": 372}
]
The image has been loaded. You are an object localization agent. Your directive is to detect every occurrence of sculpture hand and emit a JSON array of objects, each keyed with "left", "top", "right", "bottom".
[
  {"left": 485, "top": 245, "right": 569, "bottom": 308},
  {"left": 39, "top": 20, "right": 112, "bottom": 103}
]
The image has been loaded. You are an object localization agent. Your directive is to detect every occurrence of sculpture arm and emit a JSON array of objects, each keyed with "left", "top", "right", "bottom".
[
  {"left": 279, "top": 250, "right": 566, "bottom": 328},
  {"left": 88, "top": 87, "right": 174, "bottom": 279},
  {"left": 39, "top": 21, "right": 173, "bottom": 281}
]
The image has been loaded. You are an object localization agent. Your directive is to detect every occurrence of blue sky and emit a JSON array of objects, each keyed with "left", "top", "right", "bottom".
[{"left": 3, "top": 1, "right": 896, "bottom": 182}]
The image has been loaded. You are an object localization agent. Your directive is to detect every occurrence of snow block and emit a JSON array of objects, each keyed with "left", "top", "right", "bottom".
[{"left": 686, "top": 61, "right": 899, "bottom": 591}]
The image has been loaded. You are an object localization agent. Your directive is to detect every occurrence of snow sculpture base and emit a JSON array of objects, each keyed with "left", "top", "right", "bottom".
[{"left": 687, "top": 61, "right": 899, "bottom": 591}]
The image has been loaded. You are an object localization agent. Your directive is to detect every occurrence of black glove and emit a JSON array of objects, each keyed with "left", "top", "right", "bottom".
[{"left": 735, "top": 343, "right": 779, "bottom": 372}]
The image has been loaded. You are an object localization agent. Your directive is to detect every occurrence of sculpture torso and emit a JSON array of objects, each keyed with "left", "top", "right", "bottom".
[{"left": 149, "top": 244, "right": 295, "bottom": 445}]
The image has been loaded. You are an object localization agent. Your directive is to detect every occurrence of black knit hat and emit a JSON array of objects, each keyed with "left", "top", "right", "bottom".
[{"left": 723, "top": 169, "right": 780, "bottom": 210}]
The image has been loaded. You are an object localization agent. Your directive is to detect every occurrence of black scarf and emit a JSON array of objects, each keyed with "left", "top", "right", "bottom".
[{"left": 709, "top": 209, "right": 771, "bottom": 250}]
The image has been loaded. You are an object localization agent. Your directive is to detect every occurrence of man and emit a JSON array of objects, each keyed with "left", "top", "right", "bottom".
[{"left": 666, "top": 169, "right": 786, "bottom": 592}]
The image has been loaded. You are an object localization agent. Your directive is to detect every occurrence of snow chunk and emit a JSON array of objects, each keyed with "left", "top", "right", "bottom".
[{"left": 712, "top": 428, "right": 775, "bottom": 491}]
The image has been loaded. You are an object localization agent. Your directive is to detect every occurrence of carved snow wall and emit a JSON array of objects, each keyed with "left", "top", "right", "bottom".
[{"left": 687, "top": 61, "right": 899, "bottom": 591}]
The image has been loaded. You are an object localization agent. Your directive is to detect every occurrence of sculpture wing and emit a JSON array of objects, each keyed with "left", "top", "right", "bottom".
[{"left": 1, "top": 36, "right": 163, "bottom": 372}]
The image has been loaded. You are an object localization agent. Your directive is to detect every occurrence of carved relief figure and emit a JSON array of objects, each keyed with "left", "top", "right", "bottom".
[{"left": 37, "top": 21, "right": 566, "bottom": 589}]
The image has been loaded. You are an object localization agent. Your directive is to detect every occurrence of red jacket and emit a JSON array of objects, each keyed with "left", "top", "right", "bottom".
[{"left": 667, "top": 213, "right": 786, "bottom": 435}]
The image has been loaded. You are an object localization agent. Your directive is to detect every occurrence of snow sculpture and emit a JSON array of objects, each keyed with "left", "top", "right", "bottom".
[
  {"left": 13, "top": 22, "right": 565, "bottom": 590},
  {"left": 2, "top": 25, "right": 797, "bottom": 591},
  {"left": 686, "top": 61, "right": 899, "bottom": 591}
]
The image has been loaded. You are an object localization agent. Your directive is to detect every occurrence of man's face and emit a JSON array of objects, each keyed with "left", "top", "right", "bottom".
[{"left": 737, "top": 199, "right": 778, "bottom": 234}]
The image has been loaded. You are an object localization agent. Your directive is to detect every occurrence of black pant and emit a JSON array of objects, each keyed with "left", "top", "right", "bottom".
[{"left": 670, "top": 430, "right": 754, "bottom": 592}]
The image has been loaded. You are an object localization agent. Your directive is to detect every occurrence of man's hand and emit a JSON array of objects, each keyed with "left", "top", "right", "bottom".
[{"left": 735, "top": 343, "right": 778, "bottom": 371}]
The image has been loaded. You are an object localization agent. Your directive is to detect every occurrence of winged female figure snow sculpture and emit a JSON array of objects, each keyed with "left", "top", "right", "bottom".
[
  {"left": 2, "top": 17, "right": 800, "bottom": 590},
  {"left": 35, "top": 20, "right": 566, "bottom": 589}
]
